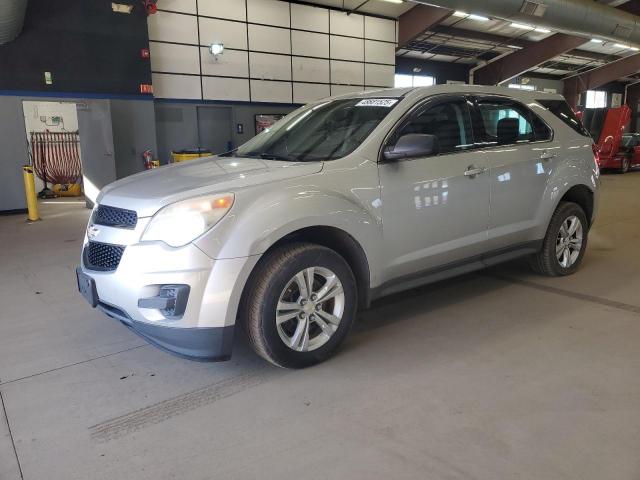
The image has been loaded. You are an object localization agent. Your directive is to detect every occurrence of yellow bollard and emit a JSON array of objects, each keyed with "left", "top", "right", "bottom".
[{"left": 22, "top": 165, "right": 40, "bottom": 222}]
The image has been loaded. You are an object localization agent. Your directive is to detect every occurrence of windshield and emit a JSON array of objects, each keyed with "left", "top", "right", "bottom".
[{"left": 234, "top": 98, "right": 399, "bottom": 162}]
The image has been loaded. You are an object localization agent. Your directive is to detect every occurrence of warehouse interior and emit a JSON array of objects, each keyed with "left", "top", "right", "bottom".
[{"left": 1, "top": 0, "right": 640, "bottom": 479}]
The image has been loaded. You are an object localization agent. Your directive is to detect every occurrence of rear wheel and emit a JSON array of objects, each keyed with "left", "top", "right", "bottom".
[
  {"left": 529, "top": 202, "right": 588, "bottom": 276},
  {"left": 241, "top": 243, "right": 357, "bottom": 368}
]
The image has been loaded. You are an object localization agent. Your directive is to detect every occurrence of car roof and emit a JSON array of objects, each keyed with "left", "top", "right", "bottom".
[{"left": 331, "top": 85, "right": 565, "bottom": 103}]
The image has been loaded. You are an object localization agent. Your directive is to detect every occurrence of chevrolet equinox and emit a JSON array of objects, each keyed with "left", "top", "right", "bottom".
[{"left": 77, "top": 86, "right": 600, "bottom": 368}]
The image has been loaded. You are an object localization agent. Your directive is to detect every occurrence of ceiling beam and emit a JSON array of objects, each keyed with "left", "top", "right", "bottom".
[
  {"left": 473, "top": 33, "right": 588, "bottom": 85},
  {"left": 397, "top": 4, "right": 452, "bottom": 49},
  {"left": 564, "top": 54, "right": 640, "bottom": 107},
  {"left": 429, "top": 25, "right": 618, "bottom": 63}
]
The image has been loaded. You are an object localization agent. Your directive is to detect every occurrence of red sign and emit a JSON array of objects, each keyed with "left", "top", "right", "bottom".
[
  {"left": 140, "top": 48, "right": 150, "bottom": 59},
  {"left": 140, "top": 84, "right": 153, "bottom": 94}
]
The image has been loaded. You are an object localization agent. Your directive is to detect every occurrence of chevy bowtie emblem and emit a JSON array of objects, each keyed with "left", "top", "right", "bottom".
[{"left": 88, "top": 225, "right": 100, "bottom": 239}]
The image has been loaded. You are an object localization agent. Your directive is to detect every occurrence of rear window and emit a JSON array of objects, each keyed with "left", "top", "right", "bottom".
[{"left": 537, "top": 99, "right": 590, "bottom": 137}]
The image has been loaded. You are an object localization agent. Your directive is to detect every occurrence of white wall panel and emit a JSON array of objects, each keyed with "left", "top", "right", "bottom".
[
  {"left": 200, "top": 48, "right": 249, "bottom": 77},
  {"left": 364, "top": 16, "right": 396, "bottom": 42},
  {"left": 293, "top": 83, "right": 330, "bottom": 104},
  {"left": 199, "top": 17, "right": 248, "bottom": 49},
  {"left": 198, "top": 0, "right": 246, "bottom": 21},
  {"left": 330, "top": 60, "right": 364, "bottom": 85},
  {"left": 160, "top": 0, "right": 196, "bottom": 14},
  {"left": 250, "top": 52, "right": 292, "bottom": 81},
  {"left": 365, "top": 63, "right": 394, "bottom": 87},
  {"left": 148, "top": 11, "right": 198, "bottom": 44},
  {"left": 329, "top": 11, "right": 363, "bottom": 38},
  {"left": 202, "top": 76, "right": 250, "bottom": 101},
  {"left": 330, "top": 36, "right": 364, "bottom": 62},
  {"left": 365, "top": 40, "right": 396, "bottom": 65},
  {"left": 331, "top": 84, "right": 365, "bottom": 96},
  {"left": 291, "top": 3, "right": 328, "bottom": 33},
  {"left": 292, "top": 57, "right": 329, "bottom": 83},
  {"left": 150, "top": 42, "right": 200, "bottom": 74},
  {"left": 247, "top": 0, "right": 289, "bottom": 27},
  {"left": 251, "top": 80, "right": 293, "bottom": 103},
  {"left": 152, "top": 73, "right": 201, "bottom": 99},
  {"left": 148, "top": 1, "right": 397, "bottom": 103},
  {"left": 248, "top": 24, "right": 291, "bottom": 54},
  {"left": 291, "top": 30, "right": 328, "bottom": 58}
]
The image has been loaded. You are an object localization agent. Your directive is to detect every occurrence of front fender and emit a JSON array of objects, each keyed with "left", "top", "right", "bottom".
[{"left": 194, "top": 164, "right": 383, "bottom": 280}]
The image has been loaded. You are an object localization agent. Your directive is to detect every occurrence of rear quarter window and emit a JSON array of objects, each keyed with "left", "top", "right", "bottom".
[{"left": 537, "top": 99, "right": 590, "bottom": 138}]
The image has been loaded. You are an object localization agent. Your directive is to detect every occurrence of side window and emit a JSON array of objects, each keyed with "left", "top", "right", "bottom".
[
  {"left": 394, "top": 100, "right": 474, "bottom": 156},
  {"left": 531, "top": 113, "right": 552, "bottom": 142},
  {"left": 477, "top": 100, "right": 550, "bottom": 145}
]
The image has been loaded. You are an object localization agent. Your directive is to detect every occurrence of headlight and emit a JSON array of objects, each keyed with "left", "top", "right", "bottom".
[{"left": 141, "top": 193, "right": 234, "bottom": 247}]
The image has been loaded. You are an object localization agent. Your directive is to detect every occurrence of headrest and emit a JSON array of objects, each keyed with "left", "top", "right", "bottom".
[{"left": 497, "top": 118, "right": 520, "bottom": 145}]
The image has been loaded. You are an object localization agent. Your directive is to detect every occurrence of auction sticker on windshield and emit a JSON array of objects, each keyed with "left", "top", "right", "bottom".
[{"left": 356, "top": 99, "right": 399, "bottom": 108}]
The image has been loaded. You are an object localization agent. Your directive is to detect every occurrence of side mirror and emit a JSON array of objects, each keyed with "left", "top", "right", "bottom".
[{"left": 383, "top": 134, "right": 439, "bottom": 161}]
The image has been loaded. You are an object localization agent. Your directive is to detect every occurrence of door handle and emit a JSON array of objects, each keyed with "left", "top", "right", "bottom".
[
  {"left": 464, "top": 166, "right": 486, "bottom": 178},
  {"left": 540, "top": 151, "right": 557, "bottom": 161}
]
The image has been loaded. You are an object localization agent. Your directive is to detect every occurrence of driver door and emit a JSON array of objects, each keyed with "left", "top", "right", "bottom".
[{"left": 378, "top": 96, "right": 491, "bottom": 282}]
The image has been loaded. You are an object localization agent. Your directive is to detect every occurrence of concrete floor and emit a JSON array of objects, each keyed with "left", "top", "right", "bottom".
[{"left": 1, "top": 173, "right": 639, "bottom": 480}]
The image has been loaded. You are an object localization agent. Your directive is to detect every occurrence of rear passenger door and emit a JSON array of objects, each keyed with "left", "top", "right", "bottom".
[{"left": 471, "top": 96, "right": 556, "bottom": 250}]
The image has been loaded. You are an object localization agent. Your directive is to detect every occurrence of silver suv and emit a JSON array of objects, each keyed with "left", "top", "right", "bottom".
[{"left": 77, "top": 86, "right": 600, "bottom": 368}]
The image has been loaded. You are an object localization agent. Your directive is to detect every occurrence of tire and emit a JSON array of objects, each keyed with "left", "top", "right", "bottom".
[
  {"left": 620, "top": 156, "right": 630, "bottom": 174},
  {"left": 241, "top": 243, "right": 357, "bottom": 369},
  {"left": 529, "top": 201, "right": 589, "bottom": 276}
]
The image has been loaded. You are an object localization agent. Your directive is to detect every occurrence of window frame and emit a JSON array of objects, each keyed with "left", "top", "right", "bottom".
[
  {"left": 469, "top": 95, "right": 554, "bottom": 148},
  {"left": 379, "top": 94, "right": 479, "bottom": 163}
]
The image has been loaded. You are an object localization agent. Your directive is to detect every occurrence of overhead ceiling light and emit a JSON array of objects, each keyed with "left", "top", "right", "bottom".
[
  {"left": 378, "top": 0, "right": 403, "bottom": 3},
  {"left": 510, "top": 23, "right": 533, "bottom": 30},
  {"left": 534, "top": 27, "right": 551, "bottom": 33},
  {"left": 468, "top": 14, "right": 489, "bottom": 21},
  {"left": 631, "top": 47, "right": 640, "bottom": 52},
  {"left": 453, "top": 11, "right": 468, "bottom": 17},
  {"left": 590, "top": 38, "right": 604, "bottom": 43},
  {"left": 615, "top": 43, "right": 631, "bottom": 49}
]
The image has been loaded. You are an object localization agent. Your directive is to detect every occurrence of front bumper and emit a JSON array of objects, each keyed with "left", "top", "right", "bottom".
[
  {"left": 78, "top": 239, "right": 258, "bottom": 361},
  {"left": 97, "top": 301, "right": 234, "bottom": 361}
]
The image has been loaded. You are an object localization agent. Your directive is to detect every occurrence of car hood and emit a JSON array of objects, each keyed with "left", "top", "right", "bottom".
[{"left": 97, "top": 156, "right": 323, "bottom": 217}]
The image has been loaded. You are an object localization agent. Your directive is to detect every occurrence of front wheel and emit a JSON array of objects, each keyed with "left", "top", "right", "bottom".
[
  {"left": 241, "top": 243, "right": 357, "bottom": 368},
  {"left": 529, "top": 201, "right": 588, "bottom": 276},
  {"left": 620, "top": 156, "right": 631, "bottom": 174}
]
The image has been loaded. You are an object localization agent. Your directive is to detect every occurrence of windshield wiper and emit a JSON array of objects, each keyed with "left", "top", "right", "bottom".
[{"left": 242, "top": 152, "right": 295, "bottom": 161}]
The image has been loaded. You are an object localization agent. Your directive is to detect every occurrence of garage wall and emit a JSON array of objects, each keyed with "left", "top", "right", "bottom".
[
  {"left": 0, "top": 97, "right": 30, "bottom": 212},
  {"left": 0, "top": 0, "right": 151, "bottom": 95},
  {"left": 110, "top": 99, "right": 158, "bottom": 179},
  {"left": 147, "top": 0, "right": 397, "bottom": 103},
  {"left": 154, "top": 101, "right": 297, "bottom": 163}
]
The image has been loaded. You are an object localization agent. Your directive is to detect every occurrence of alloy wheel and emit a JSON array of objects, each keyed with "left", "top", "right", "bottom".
[
  {"left": 276, "top": 266, "right": 345, "bottom": 352},
  {"left": 556, "top": 215, "right": 583, "bottom": 268}
]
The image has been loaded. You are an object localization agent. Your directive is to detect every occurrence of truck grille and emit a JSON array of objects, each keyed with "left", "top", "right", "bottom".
[
  {"left": 94, "top": 205, "right": 137, "bottom": 229},
  {"left": 84, "top": 241, "right": 125, "bottom": 272}
]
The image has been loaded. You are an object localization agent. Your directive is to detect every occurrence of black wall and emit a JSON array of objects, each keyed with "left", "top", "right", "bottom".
[{"left": 0, "top": 0, "right": 151, "bottom": 95}]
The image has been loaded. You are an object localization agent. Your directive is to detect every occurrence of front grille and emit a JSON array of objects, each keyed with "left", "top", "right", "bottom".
[
  {"left": 84, "top": 241, "right": 125, "bottom": 272},
  {"left": 94, "top": 205, "right": 137, "bottom": 229}
]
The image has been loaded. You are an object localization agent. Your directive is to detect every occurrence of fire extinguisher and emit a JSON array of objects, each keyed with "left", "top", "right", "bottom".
[
  {"left": 142, "top": 0, "right": 158, "bottom": 15},
  {"left": 142, "top": 149, "right": 154, "bottom": 170}
]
